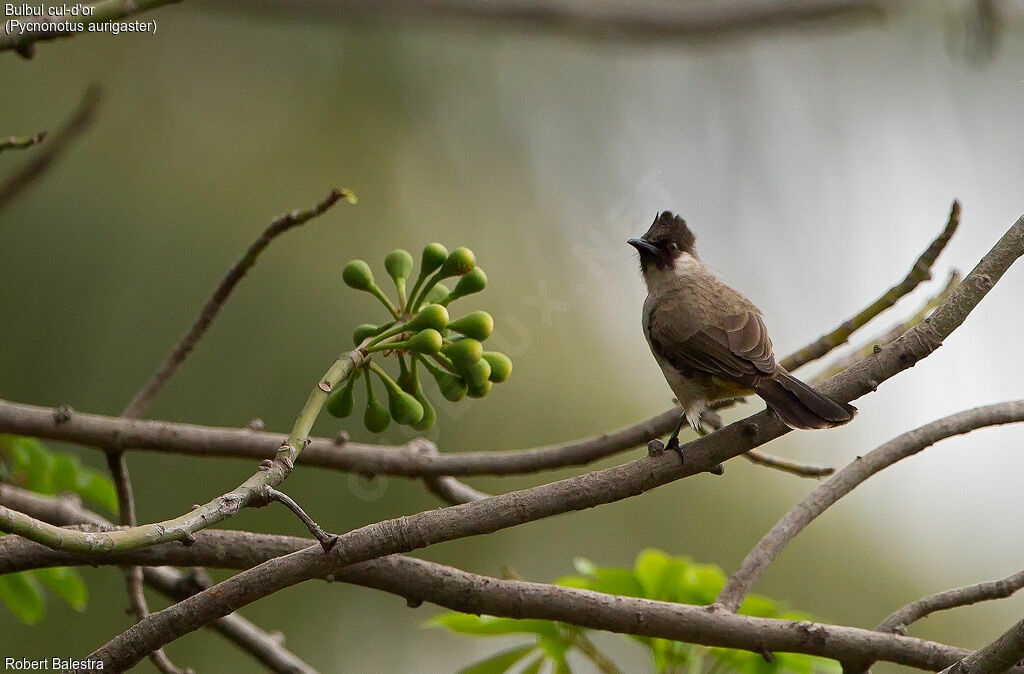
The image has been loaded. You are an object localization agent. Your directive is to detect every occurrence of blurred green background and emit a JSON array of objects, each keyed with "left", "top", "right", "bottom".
[{"left": 2, "top": 2, "right": 1024, "bottom": 671}]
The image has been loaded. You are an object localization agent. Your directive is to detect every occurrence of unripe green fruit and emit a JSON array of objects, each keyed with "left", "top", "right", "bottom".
[
  {"left": 482, "top": 352, "right": 513, "bottom": 383},
  {"left": 461, "top": 357, "right": 491, "bottom": 388},
  {"left": 388, "top": 387, "right": 424, "bottom": 426},
  {"left": 466, "top": 379, "right": 492, "bottom": 399},
  {"left": 442, "top": 338, "right": 483, "bottom": 368},
  {"left": 407, "top": 304, "right": 450, "bottom": 332},
  {"left": 342, "top": 260, "right": 374, "bottom": 291},
  {"left": 384, "top": 249, "right": 414, "bottom": 284},
  {"left": 421, "top": 243, "right": 448, "bottom": 275},
  {"left": 435, "top": 369, "right": 468, "bottom": 401},
  {"left": 352, "top": 323, "right": 380, "bottom": 346},
  {"left": 440, "top": 247, "right": 475, "bottom": 277},
  {"left": 448, "top": 311, "right": 493, "bottom": 341},
  {"left": 363, "top": 376, "right": 390, "bottom": 433},
  {"left": 326, "top": 370, "right": 360, "bottom": 418},
  {"left": 364, "top": 398, "right": 390, "bottom": 432},
  {"left": 424, "top": 283, "right": 450, "bottom": 305},
  {"left": 443, "top": 268, "right": 487, "bottom": 305},
  {"left": 411, "top": 386, "right": 435, "bottom": 431},
  {"left": 406, "top": 329, "right": 443, "bottom": 354}
]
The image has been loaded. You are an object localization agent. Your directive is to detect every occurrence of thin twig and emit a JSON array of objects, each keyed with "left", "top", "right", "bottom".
[
  {"left": 815, "top": 269, "right": 962, "bottom": 382},
  {"left": 781, "top": 200, "right": 961, "bottom": 372},
  {"left": 0, "top": 85, "right": 99, "bottom": 216},
  {"left": 715, "top": 400, "right": 1024, "bottom": 612},
  {"left": 123, "top": 187, "right": 353, "bottom": 419},
  {"left": 879, "top": 569, "right": 1024, "bottom": 635},
  {"left": 262, "top": 487, "right": 339, "bottom": 552},
  {"left": 76, "top": 213, "right": 1024, "bottom": 671},
  {"left": 741, "top": 449, "right": 834, "bottom": 478},
  {"left": 0, "top": 483, "right": 317, "bottom": 674},
  {"left": 0, "top": 132, "right": 46, "bottom": 153},
  {"left": 0, "top": 0, "right": 183, "bottom": 57}
]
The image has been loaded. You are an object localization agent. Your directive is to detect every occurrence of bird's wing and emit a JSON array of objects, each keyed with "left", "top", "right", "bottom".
[{"left": 648, "top": 304, "right": 776, "bottom": 382}]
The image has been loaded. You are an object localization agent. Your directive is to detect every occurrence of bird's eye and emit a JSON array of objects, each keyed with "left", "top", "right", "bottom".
[{"left": 666, "top": 242, "right": 679, "bottom": 253}]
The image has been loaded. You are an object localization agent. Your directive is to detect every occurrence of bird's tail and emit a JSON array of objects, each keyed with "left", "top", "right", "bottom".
[{"left": 754, "top": 370, "right": 856, "bottom": 430}]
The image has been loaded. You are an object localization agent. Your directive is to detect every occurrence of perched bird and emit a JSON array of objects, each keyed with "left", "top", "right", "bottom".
[{"left": 628, "top": 212, "right": 855, "bottom": 456}]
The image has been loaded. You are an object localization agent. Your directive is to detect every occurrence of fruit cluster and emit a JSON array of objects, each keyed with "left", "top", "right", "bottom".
[{"left": 327, "top": 244, "right": 512, "bottom": 432}]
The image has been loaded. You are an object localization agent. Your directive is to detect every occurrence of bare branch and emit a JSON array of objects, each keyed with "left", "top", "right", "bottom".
[
  {"left": 880, "top": 569, "right": 1024, "bottom": 635},
  {"left": 0, "top": 351, "right": 367, "bottom": 553},
  {"left": 741, "top": 448, "right": 834, "bottom": 478},
  {"left": 0, "top": 0, "right": 182, "bottom": 57},
  {"left": 0, "top": 131, "right": 46, "bottom": 153},
  {"left": 782, "top": 200, "right": 961, "bottom": 372},
  {"left": 815, "top": 269, "right": 962, "bottom": 383},
  {"left": 716, "top": 399, "right": 1024, "bottom": 612},
  {"left": 77, "top": 214, "right": 1024, "bottom": 670},
  {"left": 0, "top": 529, "right": 979, "bottom": 672},
  {"left": 123, "top": 187, "right": 353, "bottom": 418},
  {"left": 0, "top": 85, "right": 99, "bottom": 216},
  {"left": 0, "top": 483, "right": 317, "bottom": 674},
  {"left": 938, "top": 618, "right": 1024, "bottom": 673},
  {"left": 227, "top": 0, "right": 886, "bottom": 43}
]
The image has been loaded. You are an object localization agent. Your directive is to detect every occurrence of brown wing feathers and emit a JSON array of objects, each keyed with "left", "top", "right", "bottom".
[{"left": 651, "top": 307, "right": 855, "bottom": 430}]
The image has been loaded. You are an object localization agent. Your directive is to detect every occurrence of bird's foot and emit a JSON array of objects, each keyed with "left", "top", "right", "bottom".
[{"left": 665, "top": 436, "right": 685, "bottom": 465}]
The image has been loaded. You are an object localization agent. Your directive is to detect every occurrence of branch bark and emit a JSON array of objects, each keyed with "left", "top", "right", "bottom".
[
  {"left": 0, "top": 529, "right": 985, "bottom": 672},
  {"left": 879, "top": 569, "right": 1024, "bottom": 635},
  {"left": 0, "top": 483, "right": 317, "bottom": 674},
  {"left": 77, "top": 214, "right": 1024, "bottom": 671},
  {"left": 715, "top": 399, "right": 1024, "bottom": 612},
  {"left": 226, "top": 0, "right": 886, "bottom": 43},
  {"left": 0, "top": 85, "right": 99, "bottom": 216}
]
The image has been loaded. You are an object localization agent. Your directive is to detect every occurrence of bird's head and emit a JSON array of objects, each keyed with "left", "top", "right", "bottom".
[{"left": 627, "top": 211, "right": 698, "bottom": 287}]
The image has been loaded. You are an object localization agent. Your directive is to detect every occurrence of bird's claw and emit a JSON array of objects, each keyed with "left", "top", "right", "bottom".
[{"left": 665, "top": 436, "right": 684, "bottom": 465}]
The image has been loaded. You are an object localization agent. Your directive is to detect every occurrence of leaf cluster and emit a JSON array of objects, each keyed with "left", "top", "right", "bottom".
[{"left": 430, "top": 549, "right": 841, "bottom": 673}]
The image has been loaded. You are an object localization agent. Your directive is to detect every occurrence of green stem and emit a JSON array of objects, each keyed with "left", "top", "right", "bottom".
[
  {"left": 0, "top": 351, "right": 366, "bottom": 555},
  {"left": 369, "top": 284, "right": 401, "bottom": 319},
  {"left": 409, "top": 269, "right": 444, "bottom": 313}
]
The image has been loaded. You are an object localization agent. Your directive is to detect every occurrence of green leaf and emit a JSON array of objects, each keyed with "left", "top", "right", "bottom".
[
  {"left": 9, "top": 437, "right": 55, "bottom": 493},
  {"left": 0, "top": 572, "right": 46, "bottom": 625},
  {"left": 456, "top": 645, "right": 537, "bottom": 674},
  {"left": 634, "top": 548, "right": 690, "bottom": 602},
  {"left": 428, "top": 613, "right": 560, "bottom": 638},
  {"left": 679, "top": 563, "right": 727, "bottom": 605},
  {"left": 737, "top": 593, "right": 779, "bottom": 618},
  {"left": 32, "top": 567, "right": 88, "bottom": 612},
  {"left": 73, "top": 466, "right": 119, "bottom": 514}
]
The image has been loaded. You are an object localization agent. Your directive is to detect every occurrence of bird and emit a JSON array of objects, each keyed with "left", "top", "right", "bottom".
[{"left": 628, "top": 211, "right": 856, "bottom": 458}]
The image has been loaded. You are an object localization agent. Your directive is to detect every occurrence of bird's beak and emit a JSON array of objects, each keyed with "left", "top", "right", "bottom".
[{"left": 627, "top": 238, "right": 659, "bottom": 257}]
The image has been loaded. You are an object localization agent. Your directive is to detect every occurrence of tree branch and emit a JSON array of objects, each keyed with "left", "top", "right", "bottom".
[
  {"left": 0, "top": 483, "right": 317, "bottom": 674},
  {"left": 77, "top": 214, "right": 1024, "bottom": 671},
  {"left": 0, "top": 529, "right": 986, "bottom": 672},
  {"left": 781, "top": 200, "right": 960, "bottom": 371},
  {"left": 0, "top": 85, "right": 99, "bottom": 216},
  {"left": 715, "top": 399, "right": 1024, "bottom": 612},
  {"left": 226, "top": 0, "right": 886, "bottom": 43},
  {"left": 880, "top": 569, "right": 1024, "bottom": 635},
  {"left": 107, "top": 187, "right": 348, "bottom": 671},
  {"left": 0, "top": 131, "right": 47, "bottom": 153},
  {"left": 122, "top": 187, "right": 353, "bottom": 419},
  {"left": 938, "top": 618, "right": 1024, "bottom": 673},
  {"left": 0, "top": 351, "right": 366, "bottom": 553}
]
